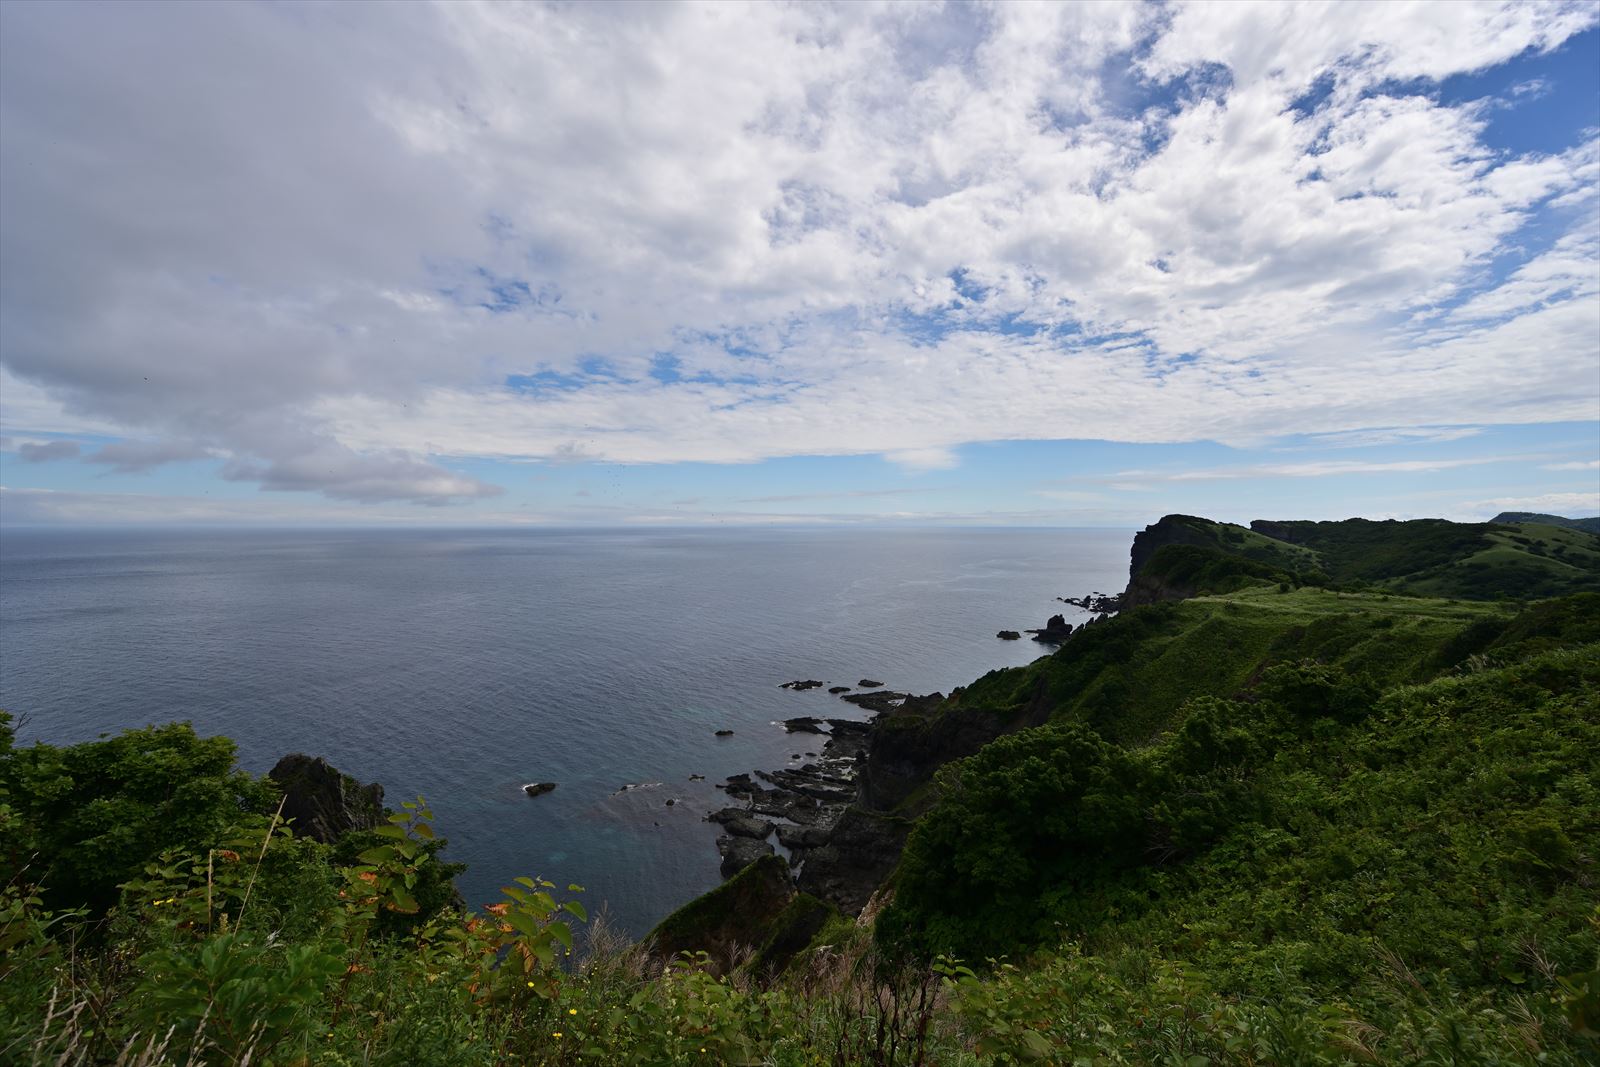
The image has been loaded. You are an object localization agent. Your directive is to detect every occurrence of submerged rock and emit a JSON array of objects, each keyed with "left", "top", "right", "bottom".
[
  {"left": 268, "top": 754, "right": 384, "bottom": 844},
  {"left": 715, "top": 729, "right": 735, "bottom": 736}
]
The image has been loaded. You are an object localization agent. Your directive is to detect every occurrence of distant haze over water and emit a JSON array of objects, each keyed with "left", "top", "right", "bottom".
[{"left": 0, "top": 526, "right": 1128, "bottom": 935}]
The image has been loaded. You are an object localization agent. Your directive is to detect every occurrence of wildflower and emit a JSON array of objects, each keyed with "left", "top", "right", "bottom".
[
  {"left": 527, "top": 981, "right": 536, "bottom": 988},
  {"left": 568, "top": 1008, "right": 578, "bottom": 1015},
  {"left": 552, "top": 1032, "right": 563, "bottom": 1039}
]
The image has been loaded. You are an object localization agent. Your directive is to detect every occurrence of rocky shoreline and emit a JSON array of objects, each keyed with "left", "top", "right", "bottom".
[
  {"left": 706, "top": 713, "right": 876, "bottom": 879},
  {"left": 699, "top": 594, "right": 1113, "bottom": 914}
]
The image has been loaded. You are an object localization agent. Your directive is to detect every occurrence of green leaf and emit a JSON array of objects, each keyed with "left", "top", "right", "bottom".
[
  {"left": 551, "top": 921, "right": 573, "bottom": 952},
  {"left": 357, "top": 846, "right": 397, "bottom": 865},
  {"left": 562, "top": 900, "right": 588, "bottom": 923},
  {"left": 503, "top": 908, "right": 539, "bottom": 938}
]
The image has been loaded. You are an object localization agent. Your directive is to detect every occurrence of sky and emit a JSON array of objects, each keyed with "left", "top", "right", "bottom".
[{"left": 1, "top": 0, "right": 1597, "bottom": 528}]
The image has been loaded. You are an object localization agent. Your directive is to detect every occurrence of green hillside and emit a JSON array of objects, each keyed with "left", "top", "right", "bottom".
[
  {"left": 1122, "top": 513, "right": 1600, "bottom": 603},
  {"left": 1249, "top": 516, "right": 1600, "bottom": 599},
  {"left": 1492, "top": 511, "right": 1600, "bottom": 535}
]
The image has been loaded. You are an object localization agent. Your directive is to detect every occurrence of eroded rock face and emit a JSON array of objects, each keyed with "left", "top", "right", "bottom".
[
  {"left": 794, "top": 806, "right": 912, "bottom": 916},
  {"left": 267, "top": 754, "right": 384, "bottom": 844}
]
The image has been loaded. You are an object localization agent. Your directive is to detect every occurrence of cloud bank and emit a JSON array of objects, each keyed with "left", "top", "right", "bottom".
[{"left": 1, "top": 1, "right": 1596, "bottom": 506}]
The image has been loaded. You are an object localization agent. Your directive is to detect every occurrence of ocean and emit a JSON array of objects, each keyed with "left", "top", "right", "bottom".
[{"left": 0, "top": 525, "right": 1129, "bottom": 936}]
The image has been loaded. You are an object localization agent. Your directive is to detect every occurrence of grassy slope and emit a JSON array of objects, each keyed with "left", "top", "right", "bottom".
[
  {"left": 877, "top": 587, "right": 1599, "bottom": 1057},
  {"left": 951, "top": 587, "right": 1508, "bottom": 742},
  {"left": 942, "top": 643, "right": 1599, "bottom": 1065},
  {"left": 1246, "top": 517, "right": 1600, "bottom": 599}
]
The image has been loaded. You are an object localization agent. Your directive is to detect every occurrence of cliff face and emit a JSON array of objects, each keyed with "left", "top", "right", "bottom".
[
  {"left": 1126, "top": 514, "right": 1221, "bottom": 580},
  {"left": 1121, "top": 516, "right": 1233, "bottom": 607}
]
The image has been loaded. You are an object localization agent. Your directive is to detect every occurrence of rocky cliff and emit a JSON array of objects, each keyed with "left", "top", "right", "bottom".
[{"left": 267, "top": 753, "right": 385, "bottom": 844}]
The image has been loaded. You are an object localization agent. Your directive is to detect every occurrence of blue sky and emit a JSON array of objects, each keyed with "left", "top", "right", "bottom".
[{"left": 1, "top": 1, "right": 1596, "bottom": 527}]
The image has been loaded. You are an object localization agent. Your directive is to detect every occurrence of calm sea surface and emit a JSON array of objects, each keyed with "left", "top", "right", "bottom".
[{"left": 0, "top": 526, "right": 1128, "bottom": 935}]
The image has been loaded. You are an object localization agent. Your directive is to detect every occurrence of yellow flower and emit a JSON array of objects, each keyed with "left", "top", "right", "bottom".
[
  {"left": 552, "top": 1032, "right": 563, "bottom": 1039},
  {"left": 527, "top": 981, "right": 535, "bottom": 988},
  {"left": 568, "top": 1008, "right": 578, "bottom": 1015}
]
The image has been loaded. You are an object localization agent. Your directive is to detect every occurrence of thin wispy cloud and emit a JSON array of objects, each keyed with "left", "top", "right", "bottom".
[
  {"left": 1114, "top": 455, "right": 1542, "bottom": 483},
  {"left": 1, "top": 1, "right": 1596, "bottom": 518}
]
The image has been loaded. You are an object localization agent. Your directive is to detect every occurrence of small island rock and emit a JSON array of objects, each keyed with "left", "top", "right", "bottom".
[{"left": 523, "top": 782, "right": 557, "bottom": 798}]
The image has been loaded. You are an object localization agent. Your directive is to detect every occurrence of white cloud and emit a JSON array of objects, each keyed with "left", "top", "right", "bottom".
[
  {"left": 1457, "top": 491, "right": 1600, "bottom": 517},
  {"left": 1112, "top": 454, "right": 1534, "bottom": 482},
  {"left": 1541, "top": 459, "right": 1600, "bottom": 471},
  {"left": 0, "top": 1, "right": 1596, "bottom": 504},
  {"left": 884, "top": 447, "right": 961, "bottom": 472}
]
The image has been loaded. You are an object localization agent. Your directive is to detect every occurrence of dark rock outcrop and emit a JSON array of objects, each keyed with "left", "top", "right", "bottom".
[
  {"left": 1026, "top": 614, "right": 1074, "bottom": 643},
  {"left": 780, "top": 680, "right": 826, "bottom": 691},
  {"left": 996, "top": 630, "right": 1021, "bottom": 640},
  {"left": 839, "top": 689, "right": 907, "bottom": 713},
  {"left": 715, "top": 729, "right": 735, "bottom": 736},
  {"left": 783, "top": 716, "right": 825, "bottom": 734},
  {"left": 267, "top": 754, "right": 384, "bottom": 844},
  {"left": 647, "top": 854, "right": 794, "bottom": 975},
  {"left": 745, "top": 893, "right": 840, "bottom": 981},
  {"left": 708, "top": 808, "right": 776, "bottom": 839},
  {"left": 794, "top": 807, "right": 913, "bottom": 916},
  {"left": 718, "top": 834, "right": 776, "bottom": 878},
  {"left": 522, "top": 782, "right": 557, "bottom": 798},
  {"left": 857, "top": 679, "right": 885, "bottom": 688},
  {"left": 1057, "top": 591, "right": 1123, "bottom": 614},
  {"left": 827, "top": 685, "right": 851, "bottom": 694},
  {"left": 777, "top": 824, "right": 830, "bottom": 849}
]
